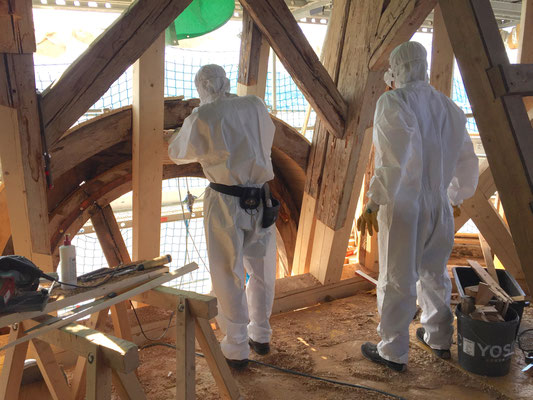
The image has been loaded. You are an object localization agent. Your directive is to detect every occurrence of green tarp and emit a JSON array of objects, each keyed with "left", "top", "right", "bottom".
[{"left": 166, "top": 0, "right": 235, "bottom": 44}]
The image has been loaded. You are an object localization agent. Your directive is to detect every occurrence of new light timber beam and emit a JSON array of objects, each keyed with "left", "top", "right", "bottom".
[
  {"left": 369, "top": 0, "right": 438, "bottom": 71},
  {"left": 430, "top": 4, "right": 454, "bottom": 97},
  {"left": 132, "top": 34, "right": 164, "bottom": 261},
  {"left": 23, "top": 318, "right": 139, "bottom": 374},
  {"left": 239, "top": 0, "right": 347, "bottom": 138},
  {"left": 40, "top": 0, "right": 192, "bottom": 146},
  {"left": 237, "top": 9, "right": 270, "bottom": 98},
  {"left": 440, "top": 0, "right": 533, "bottom": 293},
  {"left": 132, "top": 286, "right": 218, "bottom": 320},
  {"left": 0, "top": 2, "right": 51, "bottom": 262}
]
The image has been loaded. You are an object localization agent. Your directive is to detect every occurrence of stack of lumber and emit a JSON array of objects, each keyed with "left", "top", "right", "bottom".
[{"left": 461, "top": 260, "right": 513, "bottom": 322}]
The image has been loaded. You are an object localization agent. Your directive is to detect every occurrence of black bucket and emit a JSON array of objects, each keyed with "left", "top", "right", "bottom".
[{"left": 456, "top": 304, "right": 519, "bottom": 376}]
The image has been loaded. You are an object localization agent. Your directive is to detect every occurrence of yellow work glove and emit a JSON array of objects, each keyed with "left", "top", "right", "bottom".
[
  {"left": 357, "top": 207, "right": 379, "bottom": 237},
  {"left": 452, "top": 205, "right": 461, "bottom": 218}
]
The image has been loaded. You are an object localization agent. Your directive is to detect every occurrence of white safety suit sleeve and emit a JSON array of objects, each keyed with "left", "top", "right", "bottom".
[
  {"left": 367, "top": 92, "right": 417, "bottom": 206},
  {"left": 447, "top": 130, "right": 479, "bottom": 206},
  {"left": 167, "top": 108, "right": 229, "bottom": 168}
]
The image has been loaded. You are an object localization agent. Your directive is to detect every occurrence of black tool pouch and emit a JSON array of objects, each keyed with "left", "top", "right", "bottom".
[
  {"left": 262, "top": 183, "right": 280, "bottom": 228},
  {"left": 239, "top": 187, "right": 262, "bottom": 210}
]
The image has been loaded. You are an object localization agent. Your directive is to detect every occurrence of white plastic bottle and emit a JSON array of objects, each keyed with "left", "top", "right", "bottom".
[{"left": 59, "top": 234, "right": 77, "bottom": 290}]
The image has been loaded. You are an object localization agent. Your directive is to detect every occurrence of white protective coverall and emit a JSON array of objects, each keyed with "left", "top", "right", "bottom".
[
  {"left": 168, "top": 65, "right": 277, "bottom": 361},
  {"left": 367, "top": 42, "right": 479, "bottom": 364}
]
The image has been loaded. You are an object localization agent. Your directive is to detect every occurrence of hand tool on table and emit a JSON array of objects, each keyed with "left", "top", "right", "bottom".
[{"left": 79, "top": 255, "right": 172, "bottom": 282}]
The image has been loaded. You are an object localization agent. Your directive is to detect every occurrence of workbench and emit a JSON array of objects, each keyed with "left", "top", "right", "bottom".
[{"left": 0, "top": 261, "right": 242, "bottom": 399}]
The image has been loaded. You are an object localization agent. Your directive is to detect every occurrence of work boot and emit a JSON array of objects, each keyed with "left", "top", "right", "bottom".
[
  {"left": 361, "top": 342, "right": 406, "bottom": 372},
  {"left": 225, "top": 357, "right": 249, "bottom": 370},
  {"left": 249, "top": 339, "right": 270, "bottom": 355},
  {"left": 416, "top": 327, "right": 451, "bottom": 359}
]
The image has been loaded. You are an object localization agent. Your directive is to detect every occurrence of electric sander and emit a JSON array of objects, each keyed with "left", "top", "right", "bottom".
[{"left": 0, "top": 255, "right": 50, "bottom": 314}]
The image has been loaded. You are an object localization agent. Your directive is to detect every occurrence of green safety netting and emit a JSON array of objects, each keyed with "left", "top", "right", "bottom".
[{"left": 166, "top": 0, "right": 235, "bottom": 45}]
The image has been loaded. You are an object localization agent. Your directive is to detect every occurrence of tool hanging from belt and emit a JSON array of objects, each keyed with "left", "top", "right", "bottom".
[{"left": 209, "top": 182, "right": 280, "bottom": 228}]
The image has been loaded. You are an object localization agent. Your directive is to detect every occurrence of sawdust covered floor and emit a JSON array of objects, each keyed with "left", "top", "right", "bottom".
[{"left": 130, "top": 293, "right": 533, "bottom": 400}]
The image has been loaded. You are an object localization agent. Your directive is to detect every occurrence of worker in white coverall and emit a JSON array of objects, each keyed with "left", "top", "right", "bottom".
[
  {"left": 357, "top": 42, "right": 479, "bottom": 372},
  {"left": 168, "top": 65, "right": 277, "bottom": 370}
]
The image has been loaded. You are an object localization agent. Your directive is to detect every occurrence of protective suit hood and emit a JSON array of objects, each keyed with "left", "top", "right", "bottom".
[
  {"left": 388, "top": 41, "right": 429, "bottom": 88},
  {"left": 194, "top": 64, "right": 231, "bottom": 105}
]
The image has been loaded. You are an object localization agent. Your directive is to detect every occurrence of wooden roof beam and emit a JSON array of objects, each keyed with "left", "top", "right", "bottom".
[
  {"left": 440, "top": 0, "right": 533, "bottom": 293},
  {"left": 369, "top": 0, "right": 438, "bottom": 71},
  {"left": 40, "top": 0, "right": 192, "bottom": 147},
  {"left": 239, "top": 0, "right": 348, "bottom": 138}
]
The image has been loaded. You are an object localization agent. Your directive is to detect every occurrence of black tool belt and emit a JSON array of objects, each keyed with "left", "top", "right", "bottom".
[{"left": 209, "top": 182, "right": 280, "bottom": 228}]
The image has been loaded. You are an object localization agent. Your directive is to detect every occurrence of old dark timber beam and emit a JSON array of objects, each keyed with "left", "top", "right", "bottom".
[
  {"left": 40, "top": 0, "right": 192, "bottom": 146},
  {"left": 369, "top": 0, "right": 438, "bottom": 71},
  {"left": 239, "top": 0, "right": 348, "bottom": 138}
]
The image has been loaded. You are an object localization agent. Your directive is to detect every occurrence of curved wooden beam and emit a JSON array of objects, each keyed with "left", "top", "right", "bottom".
[{"left": 50, "top": 98, "right": 309, "bottom": 178}]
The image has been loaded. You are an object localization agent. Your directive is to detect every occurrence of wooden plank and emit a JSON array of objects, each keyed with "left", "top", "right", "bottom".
[
  {"left": 0, "top": 100, "right": 49, "bottom": 258},
  {"left": 176, "top": 297, "right": 195, "bottom": 400},
  {"left": 111, "top": 301, "right": 133, "bottom": 342},
  {"left": 468, "top": 260, "right": 512, "bottom": 303},
  {"left": 240, "top": 0, "right": 348, "bottom": 138},
  {"left": 0, "top": 266, "right": 168, "bottom": 328},
  {"left": 23, "top": 315, "right": 138, "bottom": 374},
  {"left": 272, "top": 273, "right": 373, "bottom": 315},
  {"left": 112, "top": 370, "right": 146, "bottom": 400},
  {"left": 478, "top": 233, "right": 498, "bottom": 283},
  {"left": 91, "top": 204, "right": 132, "bottom": 267},
  {"left": 430, "top": 4, "right": 454, "bottom": 97},
  {"left": 441, "top": 0, "right": 533, "bottom": 293},
  {"left": 237, "top": 9, "right": 270, "bottom": 98},
  {"left": 292, "top": 192, "right": 317, "bottom": 276},
  {"left": 0, "top": 264, "right": 197, "bottom": 351},
  {"left": 71, "top": 309, "right": 108, "bottom": 400},
  {"left": 40, "top": 0, "right": 192, "bottom": 146},
  {"left": 369, "top": 0, "right": 438, "bottom": 71},
  {"left": 0, "top": 322, "right": 28, "bottom": 399},
  {"left": 475, "top": 282, "right": 495, "bottom": 306},
  {"left": 30, "top": 338, "right": 73, "bottom": 400},
  {"left": 131, "top": 286, "right": 217, "bottom": 320},
  {"left": 132, "top": 33, "right": 164, "bottom": 261},
  {"left": 0, "top": 0, "right": 36, "bottom": 53},
  {"left": 86, "top": 348, "right": 112, "bottom": 400},
  {"left": 194, "top": 317, "right": 241, "bottom": 400}
]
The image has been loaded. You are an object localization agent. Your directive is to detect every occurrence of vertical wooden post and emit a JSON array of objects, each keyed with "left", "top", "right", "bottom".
[
  {"left": 176, "top": 296, "right": 195, "bottom": 400},
  {"left": 85, "top": 349, "right": 112, "bottom": 400},
  {"left": 0, "top": 322, "right": 29, "bottom": 400},
  {"left": 132, "top": 33, "right": 165, "bottom": 261},
  {"left": 237, "top": 9, "right": 270, "bottom": 99},
  {"left": 0, "top": 0, "right": 51, "bottom": 269},
  {"left": 430, "top": 4, "right": 454, "bottom": 97}
]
